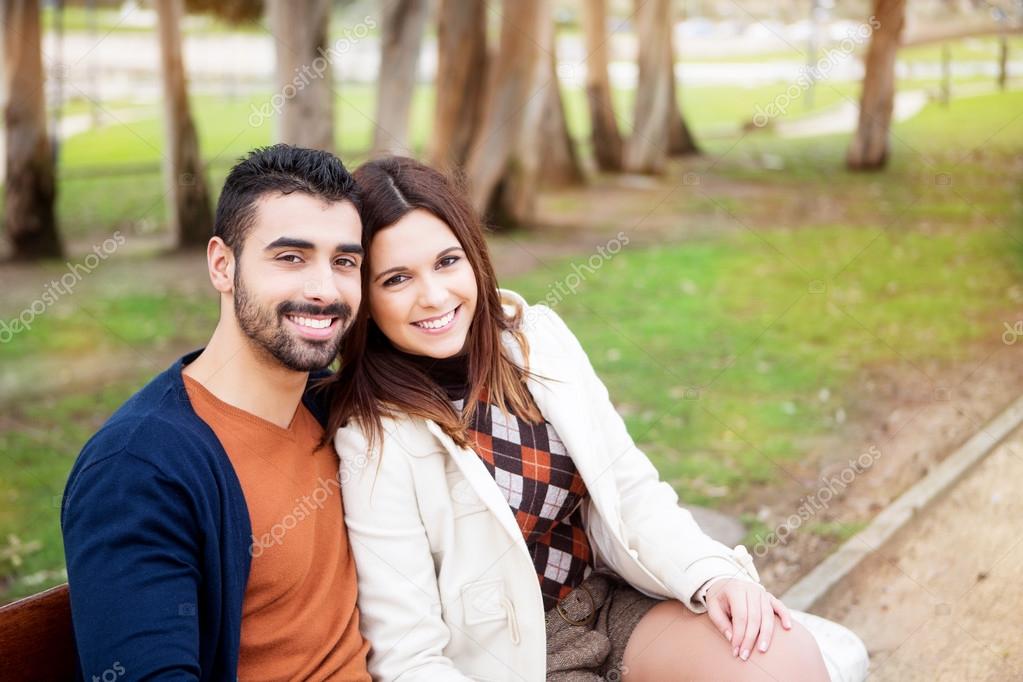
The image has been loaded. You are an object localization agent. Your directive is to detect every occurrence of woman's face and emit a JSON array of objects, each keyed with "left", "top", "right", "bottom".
[{"left": 368, "top": 208, "right": 478, "bottom": 359}]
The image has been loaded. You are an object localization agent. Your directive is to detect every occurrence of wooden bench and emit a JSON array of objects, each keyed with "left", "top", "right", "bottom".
[{"left": 0, "top": 584, "right": 76, "bottom": 681}]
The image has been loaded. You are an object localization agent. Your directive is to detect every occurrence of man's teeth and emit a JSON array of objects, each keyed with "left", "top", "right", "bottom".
[
  {"left": 414, "top": 309, "right": 456, "bottom": 330},
  {"left": 290, "top": 315, "right": 332, "bottom": 329}
]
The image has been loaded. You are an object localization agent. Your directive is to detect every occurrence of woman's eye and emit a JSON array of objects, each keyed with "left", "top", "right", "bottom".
[
  {"left": 438, "top": 255, "right": 460, "bottom": 268},
  {"left": 383, "top": 274, "right": 409, "bottom": 287}
]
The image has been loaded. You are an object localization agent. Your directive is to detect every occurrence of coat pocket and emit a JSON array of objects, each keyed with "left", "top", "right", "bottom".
[{"left": 460, "top": 578, "right": 509, "bottom": 626}]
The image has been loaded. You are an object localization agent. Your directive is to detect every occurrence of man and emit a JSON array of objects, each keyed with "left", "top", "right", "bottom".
[{"left": 61, "top": 145, "right": 370, "bottom": 681}]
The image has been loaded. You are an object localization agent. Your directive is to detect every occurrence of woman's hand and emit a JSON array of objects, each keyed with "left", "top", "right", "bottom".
[{"left": 704, "top": 578, "right": 793, "bottom": 661}]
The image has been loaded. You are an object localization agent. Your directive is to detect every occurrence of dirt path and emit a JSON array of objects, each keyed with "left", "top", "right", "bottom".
[{"left": 812, "top": 425, "right": 1023, "bottom": 680}]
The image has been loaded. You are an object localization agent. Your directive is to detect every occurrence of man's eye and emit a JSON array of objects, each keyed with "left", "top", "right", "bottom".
[
  {"left": 277, "top": 254, "right": 303, "bottom": 263},
  {"left": 335, "top": 257, "right": 357, "bottom": 268}
]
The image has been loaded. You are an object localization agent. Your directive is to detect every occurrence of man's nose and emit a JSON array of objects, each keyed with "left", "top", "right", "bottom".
[{"left": 302, "top": 266, "right": 341, "bottom": 306}]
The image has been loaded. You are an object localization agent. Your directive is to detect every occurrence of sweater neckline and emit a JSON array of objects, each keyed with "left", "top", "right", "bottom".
[
  {"left": 181, "top": 371, "right": 305, "bottom": 439},
  {"left": 394, "top": 349, "right": 470, "bottom": 401}
]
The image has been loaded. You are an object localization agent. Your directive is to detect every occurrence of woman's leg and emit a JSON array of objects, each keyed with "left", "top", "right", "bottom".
[{"left": 622, "top": 600, "right": 830, "bottom": 682}]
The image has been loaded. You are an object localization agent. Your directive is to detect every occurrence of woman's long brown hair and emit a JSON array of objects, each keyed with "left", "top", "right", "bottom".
[{"left": 319, "top": 156, "right": 542, "bottom": 450}]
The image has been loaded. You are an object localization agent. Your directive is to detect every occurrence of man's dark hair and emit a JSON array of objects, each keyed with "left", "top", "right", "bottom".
[{"left": 214, "top": 144, "right": 361, "bottom": 255}]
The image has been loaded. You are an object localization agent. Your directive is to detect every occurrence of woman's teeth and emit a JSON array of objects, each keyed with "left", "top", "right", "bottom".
[
  {"left": 413, "top": 308, "right": 456, "bottom": 330},
  {"left": 289, "top": 315, "right": 332, "bottom": 329}
]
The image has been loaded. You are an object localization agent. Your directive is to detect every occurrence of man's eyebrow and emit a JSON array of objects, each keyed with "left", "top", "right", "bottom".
[
  {"left": 373, "top": 246, "right": 463, "bottom": 282},
  {"left": 262, "top": 238, "right": 364, "bottom": 256},
  {"left": 264, "top": 237, "right": 314, "bottom": 251}
]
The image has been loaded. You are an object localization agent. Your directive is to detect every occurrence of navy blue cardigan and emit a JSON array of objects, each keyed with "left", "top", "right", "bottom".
[{"left": 61, "top": 350, "right": 330, "bottom": 681}]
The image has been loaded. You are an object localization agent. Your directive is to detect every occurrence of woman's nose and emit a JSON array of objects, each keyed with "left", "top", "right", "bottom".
[{"left": 417, "top": 275, "right": 448, "bottom": 309}]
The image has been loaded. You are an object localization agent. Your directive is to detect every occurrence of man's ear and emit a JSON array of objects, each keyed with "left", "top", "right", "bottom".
[{"left": 208, "top": 237, "right": 235, "bottom": 295}]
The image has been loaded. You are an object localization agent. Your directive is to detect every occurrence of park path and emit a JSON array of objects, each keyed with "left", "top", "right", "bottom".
[
  {"left": 813, "top": 424, "right": 1023, "bottom": 680},
  {"left": 776, "top": 90, "right": 929, "bottom": 138},
  {"left": 777, "top": 81, "right": 1015, "bottom": 139}
]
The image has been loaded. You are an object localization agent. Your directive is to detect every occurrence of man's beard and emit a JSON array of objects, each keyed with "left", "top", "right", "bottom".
[{"left": 233, "top": 271, "right": 353, "bottom": 372}]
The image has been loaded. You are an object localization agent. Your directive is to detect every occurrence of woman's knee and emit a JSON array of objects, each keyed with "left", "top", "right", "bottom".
[
  {"left": 754, "top": 619, "right": 829, "bottom": 681},
  {"left": 622, "top": 600, "right": 829, "bottom": 682}
]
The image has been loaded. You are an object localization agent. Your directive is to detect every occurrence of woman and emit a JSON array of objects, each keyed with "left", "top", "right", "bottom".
[{"left": 323, "top": 157, "right": 868, "bottom": 681}]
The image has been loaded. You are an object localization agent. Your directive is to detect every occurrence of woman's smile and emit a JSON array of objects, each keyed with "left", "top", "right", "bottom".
[{"left": 411, "top": 304, "right": 461, "bottom": 333}]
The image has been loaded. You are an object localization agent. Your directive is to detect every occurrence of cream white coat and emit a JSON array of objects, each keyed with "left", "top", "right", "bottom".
[{"left": 336, "top": 291, "right": 868, "bottom": 682}]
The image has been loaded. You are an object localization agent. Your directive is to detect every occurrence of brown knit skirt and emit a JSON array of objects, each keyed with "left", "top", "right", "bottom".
[{"left": 545, "top": 570, "right": 661, "bottom": 681}]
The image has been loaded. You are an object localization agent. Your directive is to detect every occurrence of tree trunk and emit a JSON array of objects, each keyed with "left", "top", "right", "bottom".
[
  {"left": 2, "top": 0, "right": 62, "bottom": 260},
  {"left": 465, "top": 0, "right": 551, "bottom": 224},
  {"left": 374, "top": 0, "right": 431, "bottom": 156},
  {"left": 539, "top": 50, "right": 585, "bottom": 188},
  {"left": 155, "top": 0, "right": 213, "bottom": 248},
  {"left": 430, "top": 0, "right": 487, "bottom": 170},
  {"left": 665, "top": 20, "right": 698, "bottom": 156},
  {"left": 997, "top": 35, "right": 1008, "bottom": 91},
  {"left": 623, "top": 0, "right": 672, "bottom": 174},
  {"left": 847, "top": 0, "right": 906, "bottom": 171},
  {"left": 267, "top": 0, "right": 334, "bottom": 151},
  {"left": 581, "top": 0, "right": 623, "bottom": 172}
]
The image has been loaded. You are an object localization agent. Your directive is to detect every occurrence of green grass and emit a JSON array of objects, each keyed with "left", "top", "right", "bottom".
[
  {"left": 0, "top": 291, "right": 218, "bottom": 361},
  {"left": 506, "top": 222, "right": 1017, "bottom": 504}
]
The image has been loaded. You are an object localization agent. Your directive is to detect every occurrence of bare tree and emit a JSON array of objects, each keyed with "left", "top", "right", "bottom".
[
  {"left": 374, "top": 0, "right": 432, "bottom": 156},
  {"left": 539, "top": 50, "right": 585, "bottom": 188},
  {"left": 430, "top": 0, "right": 487, "bottom": 170},
  {"left": 581, "top": 0, "right": 624, "bottom": 171},
  {"left": 847, "top": 0, "right": 905, "bottom": 170},
  {"left": 2, "top": 0, "right": 62, "bottom": 260},
  {"left": 266, "top": 0, "right": 334, "bottom": 151},
  {"left": 465, "top": 0, "right": 551, "bottom": 223},
  {"left": 623, "top": 0, "right": 673, "bottom": 174},
  {"left": 156, "top": 0, "right": 213, "bottom": 248},
  {"left": 666, "top": 17, "right": 698, "bottom": 156}
]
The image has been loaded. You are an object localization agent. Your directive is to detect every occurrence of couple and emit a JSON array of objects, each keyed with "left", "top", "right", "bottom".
[{"left": 62, "top": 145, "right": 867, "bottom": 681}]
